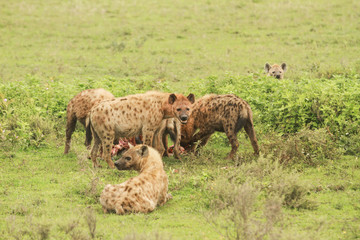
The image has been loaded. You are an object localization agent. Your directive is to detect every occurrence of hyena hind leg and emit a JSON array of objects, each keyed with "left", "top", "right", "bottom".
[{"left": 223, "top": 125, "right": 239, "bottom": 160}]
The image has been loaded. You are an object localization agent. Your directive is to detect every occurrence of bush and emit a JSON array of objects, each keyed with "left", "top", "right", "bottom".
[
  {"left": 207, "top": 180, "right": 282, "bottom": 240},
  {"left": 5, "top": 215, "right": 52, "bottom": 240},
  {"left": 205, "top": 155, "right": 317, "bottom": 239},
  {"left": 209, "top": 155, "right": 316, "bottom": 210},
  {"left": 261, "top": 128, "right": 343, "bottom": 166},
  {"left": 1, "top": 73, "right": 359, "bottom": 154}
]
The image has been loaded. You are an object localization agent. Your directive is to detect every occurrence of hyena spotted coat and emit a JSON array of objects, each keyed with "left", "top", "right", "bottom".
[
  {"left": 89, "top": 91, "right": 195, "bottom": 168},
  {"left": 264, "top": 63, "right": 287, "bottom": 79},
  {"left": 64, "top": 88, "right": 114, "bottom": 154},
  {"left": 181, "top": 94, "right": 259, "bottom": 159},
  {"left": 100, "top": 145, "right": 171, "bottom": 214}
]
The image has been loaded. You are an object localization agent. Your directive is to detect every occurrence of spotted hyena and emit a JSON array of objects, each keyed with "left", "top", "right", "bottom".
[
  {"left": 89, "top": 91, "right": 195, "bottom": 168},
  {"left": 100, "top": 145, "right": 171, "bottom": 214},
  {"left": 264, "top": 63, "right": 287, "bottom": 79},
  {"left": 64, "top": 88, "right": 114, "bottom": 154},
  {"left": 153, "top": 118, "right": 182, "bottom": 159},
  {"left": 181, "top": 94, "right": 259, "bottom": 159}
]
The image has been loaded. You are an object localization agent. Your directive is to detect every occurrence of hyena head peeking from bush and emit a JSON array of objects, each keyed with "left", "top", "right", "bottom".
[{"left": 265, "top": 63, "right": 287, "bottom": 79}]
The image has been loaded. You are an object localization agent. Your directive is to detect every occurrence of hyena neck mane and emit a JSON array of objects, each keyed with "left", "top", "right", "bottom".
[
  {"left": 138, "top": 156, "right": 163, "bottom": 173},
  {"left": 162, "top": 100, "right": 175, "bottom": 118},
  {"left": 182, "top": 116, "right": 196, "bottom": 141}
]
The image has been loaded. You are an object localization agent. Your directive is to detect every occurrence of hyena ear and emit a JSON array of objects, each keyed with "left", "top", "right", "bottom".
[
  {"left": 168, "top": 94, "right": 177, "bottom": 105},
  {"left": 137, "top": 145, "right": 149, "bottom": 157},
  {"left": 187, "top": 93, "right": 195, "bottom": 104},
  {"left": 281, "top": 63, "right": 287, "bottom": 72},
  {"left": 264, "top": 63, "right": 271, "bottom": 73}
]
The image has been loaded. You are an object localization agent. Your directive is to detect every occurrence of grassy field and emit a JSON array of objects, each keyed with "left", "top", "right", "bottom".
[
  {"left": 1, "top": 0, "right": 360, "bottom": 239},
  {"left": 1, "top": 0, "right": 360, "bottom": 86}
]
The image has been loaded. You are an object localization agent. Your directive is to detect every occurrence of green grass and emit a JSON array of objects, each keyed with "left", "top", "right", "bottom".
[
  {"left": 0, "top": 141, "right": 220, "bottom": 239},
  {"left": 1, "top": 0, "right": 360, "bottom": 86},
  {"left": 1, "top": 137, "right": 359, "bottom": 239},
  {"left": 1, "top": 0, "right": 360, "bottom": 239}
]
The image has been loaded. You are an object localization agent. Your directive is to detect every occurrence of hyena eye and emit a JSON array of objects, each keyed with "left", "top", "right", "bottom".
[
  {"left": 272, "top": 71, "right": 275, "bottom": 74},
  {"left": 125, "top": 156, "right": 131, "bottom": 161},
  {"left": 176, "top": 108, "right": 181, "bottom": 111}
]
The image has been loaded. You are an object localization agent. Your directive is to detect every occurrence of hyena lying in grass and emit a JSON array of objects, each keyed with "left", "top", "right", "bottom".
[
  {"left": 64, "top": 88, "right": 114, "bottom": 154},
  {"left": 100, "top": 145, "right": 171, "bottom": 214},
  {"left": 88, "top": 91, "right": 195, "bottom": 168},
  {"left": 180, "top": 94, "right": 259, "bottom": 159},
  {"left": 264, "top": 63, "right": 287, "bottom": 79}
]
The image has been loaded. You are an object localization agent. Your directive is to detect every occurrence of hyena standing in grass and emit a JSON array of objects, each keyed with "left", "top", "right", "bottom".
[
  {"left": 100, "top": 145, "right": 171, "bottom": 214},
  {"left": 64, "top": 88, "right": 114, "bottom": 154},
  {"left": 88, "top": 91, "right": 195, "bottom": 168},
  {"left": 265, "top": 63, "right": 287, "bottom": 79},
  {"left": 181, "top": 94, "right": 259, "bottom": 160}
]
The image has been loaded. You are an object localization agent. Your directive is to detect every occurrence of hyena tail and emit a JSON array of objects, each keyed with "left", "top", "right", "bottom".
[
  {"left": 64, "top": 107, "right": 76, "bottom": 154},
  {"left": 243, "top": 108, "right": 260, "bottom": 155},
  {"left": 85, "top": 114, "right": 93, "bottom": 148}
]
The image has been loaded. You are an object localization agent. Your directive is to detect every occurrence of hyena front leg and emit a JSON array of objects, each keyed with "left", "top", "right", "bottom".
[
  {"left": 198, "top": 134, "right": 212, "bottom": 148},
  {"left": 102, "top": 207, "right": 108, "bottom": 214},
  {"left": 189, "top": 129, "right": 214, "bottom": 153},
  {"left": 171, "top": 119, "right": 182, "bottom": 159},
  {"left": 115, "top": 202, "right": 125, "bottom": 215},
  {"left": 162, "top": 131, "right": 170, "bottom": 157}
]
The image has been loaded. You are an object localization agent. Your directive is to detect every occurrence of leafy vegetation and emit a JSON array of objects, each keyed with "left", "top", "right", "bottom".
[
  {"left": 2, "top": 74, "right": 360, "bottom": 153},
  {"left": 1, "top": 0, "right": 360, "bottom": 239}
]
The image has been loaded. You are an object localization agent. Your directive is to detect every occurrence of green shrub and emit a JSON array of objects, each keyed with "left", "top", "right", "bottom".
[
  {"left": 211, "top": 155, "right": 316, "bottom": 209},
  {"left": 1, "top": 73, "right": 359, "bottom": 154},
  {"left": 5, "top": 215, "right": 52, "bottom": 240},
  {"left": 261, "top": 128, "right": 343, "bottom": 166},
  {"left": 207, "top": 180, "right": 282, "bottom": 240},
  {"left": 204, "top": 154, "right": 317, "bottom": 239}
]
